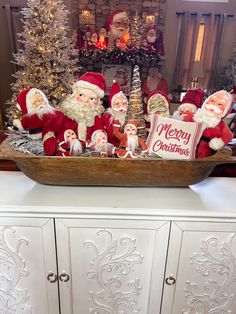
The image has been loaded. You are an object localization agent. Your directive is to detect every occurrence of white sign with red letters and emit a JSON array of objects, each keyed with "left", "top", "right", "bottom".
[{"left": 146, "top": 115, "right": 204, "bottom": 159}]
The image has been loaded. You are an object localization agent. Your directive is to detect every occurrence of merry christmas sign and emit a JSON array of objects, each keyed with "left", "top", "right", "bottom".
[{"left": 146, "top": 116, "right": 204, "bottom": 160}]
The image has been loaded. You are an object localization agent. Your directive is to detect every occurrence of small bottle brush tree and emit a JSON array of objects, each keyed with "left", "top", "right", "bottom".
[
  {"left": 6, "top": 0, "right": 80, "bottom": 121},
  {"left": 126, "top": 65, "right": 147, "bottom": 140}
]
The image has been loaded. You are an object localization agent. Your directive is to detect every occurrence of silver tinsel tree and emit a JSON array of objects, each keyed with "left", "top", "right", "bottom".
[
  {"left": 6, "top": 0, "right": 80, "bottom": 122},
  {"left": 126, "top": 65, "right": 147, "bottom": 140}
]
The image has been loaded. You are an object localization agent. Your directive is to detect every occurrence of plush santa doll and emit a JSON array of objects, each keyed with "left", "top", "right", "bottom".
[
  {"left": 173, "top": 88, "right": 204, "bottom": 122},
  {"left": 90, "top": 129, "right": 116, "bottom": 157},
  {"left": 193, "top": 90, "right": 233, "bottom": 158},
  {"left": 13, "top": 88, "right": 56, "bottom": 139},
  {"left": 94, "top": 80, "right": 128, "bottom": 146},
  {"left": 145, "top": 90, "right": 170, "bottom": 132},
  {"left": 113, "top": 120, "right": 148, "bottom": 158},
  {"left": 58, "top": 72, "right": 106, "bottom": 144},
  {"left": 56, "top": 128, "right": 84, "bottom": 157}
]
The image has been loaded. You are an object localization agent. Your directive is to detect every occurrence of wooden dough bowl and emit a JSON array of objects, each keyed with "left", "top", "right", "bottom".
[{"left": 0, "top": 139, "right": 235, "bottom": 187}]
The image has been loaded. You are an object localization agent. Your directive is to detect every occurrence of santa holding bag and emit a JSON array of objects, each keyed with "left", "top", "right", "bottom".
[
  {"left": 173, "top": 88, "right": 204, "bottom": 121},
  {"left": 192, "top": 90, "right": 233, "bottom": 158},
  {"left": 94, "top": 80, "right": 128, "bottom": 146},
  {"left": 13, "top": 88, "right": 56, "bottom": 139},
  {"left": 113, "top": 120, "right": 148, "bottom": 158}
]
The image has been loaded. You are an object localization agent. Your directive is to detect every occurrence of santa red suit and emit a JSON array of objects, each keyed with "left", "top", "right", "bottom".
[
  {"left": 113, "top": 121, "right": 148, "bottom": 158},
  {"left": 191, "top": 90, "right": 233, "bottom": 158},
  {"left": 94, "top": 80, "right": 128, "bottom": 146},
  {"left": 13, "top": 88, "right": 56, "bottom": 139}
]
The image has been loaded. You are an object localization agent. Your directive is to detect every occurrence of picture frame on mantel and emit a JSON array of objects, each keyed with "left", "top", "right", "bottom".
[{"left": 102, "top": 64, "right": 132, "bottom": 96}]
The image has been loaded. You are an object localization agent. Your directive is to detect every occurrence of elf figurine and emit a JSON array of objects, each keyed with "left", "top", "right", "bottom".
[
  {"left": 13, "top": 88, "right": 56, "bottom": 139},
  {"left": 56, "top": 129, "right": 84, "bottom": 157},
  {"left": 94, "top": 80, "right": 128, "bottom": 146},
  {"left": 113, "top": 120, "right": 148, "bottom": 158},
  {"left": 192, "top": 90, "right": 233, "bottom": 158},
  {"left": 90, "top": 129, "right": 117, "bottom": 157}
]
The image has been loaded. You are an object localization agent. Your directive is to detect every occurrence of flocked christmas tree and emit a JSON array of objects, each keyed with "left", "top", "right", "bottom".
[
  {"left": 130, "top": 11, "right": 143, "bottom": 50},
  {"left": 126, "top": 65, "right": 147, "bottom": 140},
  {"left": 222, "top": 48, "right": 236, "bottom": 91},
  {"left": 6, "top": 0, "right": 80, "bottom": 122}
]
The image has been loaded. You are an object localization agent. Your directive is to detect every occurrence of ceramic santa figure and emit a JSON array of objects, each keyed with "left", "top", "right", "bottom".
[
  {"left": 113, "top": 120, "right": 148, "bottom": 158},
  {"left": 107, "top": 10, "right": 130, "bottom": 39},
  {"left": 145, "top": 90, "right": 170, "bottom": 132},
  {"left": 88, "top": 31, "right": 99, "bottom": 50},
  {"left": 94, "top": 80, "right": 128, "bottom": 146},
  {"left": 146, "top": 26, "right": 164, "bottom": 56},
  {"left": 56, "top": 128, "right": 84, "bottom": 157},
  {"left": 59, "top": 72, "right": 106, "bottom": 143},
  {"left": 13, "top": 88, "right": 56, "bottom": 139},
  {"left": 173, "top": 88, "right": 204, "bottom": 121},
  {"left": 142, "top": 67, "right": 169, "bottom": 97},
  {"left": 90, "top": 129, "right": 116, "bottom": 157},
  {"left": 193, "top": 90, "right": 233, "bottom": 158}
]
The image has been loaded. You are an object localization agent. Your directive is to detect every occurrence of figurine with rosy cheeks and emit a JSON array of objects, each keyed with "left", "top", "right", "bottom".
[
  {"left": 94, "top": 80, "right": 128, "bottom": 146},
  {"left": 56, "top": 129, "right": 84, "bottom": 156},
  {"left": 193, "top": 90, "right": 233, "bottom": 158},
  {"left": 113, "top": 120, "right": 148, "bottom": 158},
  {"left": 90, "top": 130, "right": 116, "bottom": 157}
]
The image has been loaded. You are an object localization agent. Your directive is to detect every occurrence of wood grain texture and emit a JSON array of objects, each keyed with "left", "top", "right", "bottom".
[{"left": 0, "top": 139, "right": 235, "bottom": 186}]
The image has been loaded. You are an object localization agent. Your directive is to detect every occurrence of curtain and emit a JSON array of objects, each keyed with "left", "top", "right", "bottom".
[
  {"left": 172, "top": 12, "right": 199, "bottom": 90},
  {"left": 201, "top": 14, "right": 225, "bottom": 92},
  {"left": 4, "top": 5, "right": 23, "bottom": 71}
]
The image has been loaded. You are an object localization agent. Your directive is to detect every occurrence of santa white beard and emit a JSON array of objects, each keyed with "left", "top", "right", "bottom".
[
  {"left": 147, "top": 34, "right": 156, "bottom": 44},
  {"left": 127, "top": 135, "right": 139, "bottom": 152},
  {"left": 60, "top": 96, "right": 104, "bottom": 127},
  {"left": 107, "top": 108, "right": 127, "bottom": 127},
  {"left": 28, "top": 105, "right": 55, "bottom": 119},
  {"left": 194, "top": 109, "right": 221, "bottom": 128},
  {"left": 69, "top": 139, "right": 83, "bottom": 155}
]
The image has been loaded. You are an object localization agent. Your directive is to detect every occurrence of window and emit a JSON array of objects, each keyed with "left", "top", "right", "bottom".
[{"left": 194, "top": 21, "right": 205, "bottom": 61}]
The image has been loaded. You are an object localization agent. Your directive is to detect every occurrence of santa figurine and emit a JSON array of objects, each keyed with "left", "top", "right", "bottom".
[
  {"left": 88, "top": 31, "right": 99, "bottom": 50},
  {"left": 107, "top": 10, "right": 130, "bottom": 48},
  {"left": 59, "top": 72, "right": 106, "bottom": 143},
  {"left": 173, "top": 88, "right": 204, "bottom": 122},
  {"left": 90, "top": 129, "right": 116, "bottom": 157},
  {"left": 94, "top": 80, "right": 128, "bottom": 146},
  {"left": 142, "top": 67, "right": 169, "bottom": 97},
  {"left": 98, "top": 27, "right": 108, "bottom": 49},
  {"left": 146, "top": 26, "right": 165, "bottom": 56},
  {"left": 193, "top": 90, "right": 233, "bottom": 158},
  {"left": 113, "top": 120, "right": 148, "bottom": 158},
  {"left": 56, "top": 128, "right": 84, "bottom": 157},
  {"left": 13, "top": 88, "right": 56, "bottom": 139},
  {"left": 82, "top": 26, "right": 92, "bottom": 49},
  {"left": 145, "top": 90, "right": 170, "bottom": 132}
]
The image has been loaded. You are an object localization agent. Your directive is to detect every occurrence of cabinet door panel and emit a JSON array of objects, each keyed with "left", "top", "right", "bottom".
[
  {"left": 0, "top": 217, "right": 59, "bottom": 314},
  {"left": 56, "top": 219, "right": 170, "bottom": 314},
  {"left": 162, "top": 221, "right": 236, "bottom": 314}
]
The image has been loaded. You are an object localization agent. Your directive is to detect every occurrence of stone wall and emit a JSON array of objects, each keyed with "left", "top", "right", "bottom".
[{"left": 70, "top": 0, "right": 167, "bottom": 34}]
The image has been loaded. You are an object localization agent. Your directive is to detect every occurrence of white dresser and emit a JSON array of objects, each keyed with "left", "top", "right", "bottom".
[{"left": 0, "top": 171, "right": 236, "bottom": 314}]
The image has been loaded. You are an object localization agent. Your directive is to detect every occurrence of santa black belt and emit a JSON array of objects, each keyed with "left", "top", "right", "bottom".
[
  {"left": 201, "top": 135, "right": 210, "bottom": 143},
  {"left": 29, "top": 127, "right": 42, "bottom": 134}
]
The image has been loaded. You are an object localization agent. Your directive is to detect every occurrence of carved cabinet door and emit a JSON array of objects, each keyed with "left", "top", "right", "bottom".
[
  {"left": 161, "top": 221, "right": 236, "bottom": 314},
  {"left": 55, "top": 218, "right": 170, "bottom": 314},
  {"left": 0, "top": 217, "right": 59, "bottom": 314}
]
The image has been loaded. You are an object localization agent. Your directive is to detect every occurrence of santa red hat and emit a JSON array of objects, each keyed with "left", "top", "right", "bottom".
[
  {"left": 72, "top": 72, "right": 106, "bottom": 98},
  {"left": 107, "top": 10, "right": 128, "bottom": 31},
  {"left": 16, "top": 88, "right": 49, "bottom": 115},
  {"left": 109, "top": 80, "right": 127, "bottom": 107},
  {"left": 181, "top": 88, "right": 204, "bottom": 111},
  {"left": 125, "top": 120, "right": 139, "bottom": 131}
]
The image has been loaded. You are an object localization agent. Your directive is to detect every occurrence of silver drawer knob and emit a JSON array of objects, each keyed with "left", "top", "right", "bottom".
[{"left": 165, "top": 275, "right": 176, "bottom": 285}]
